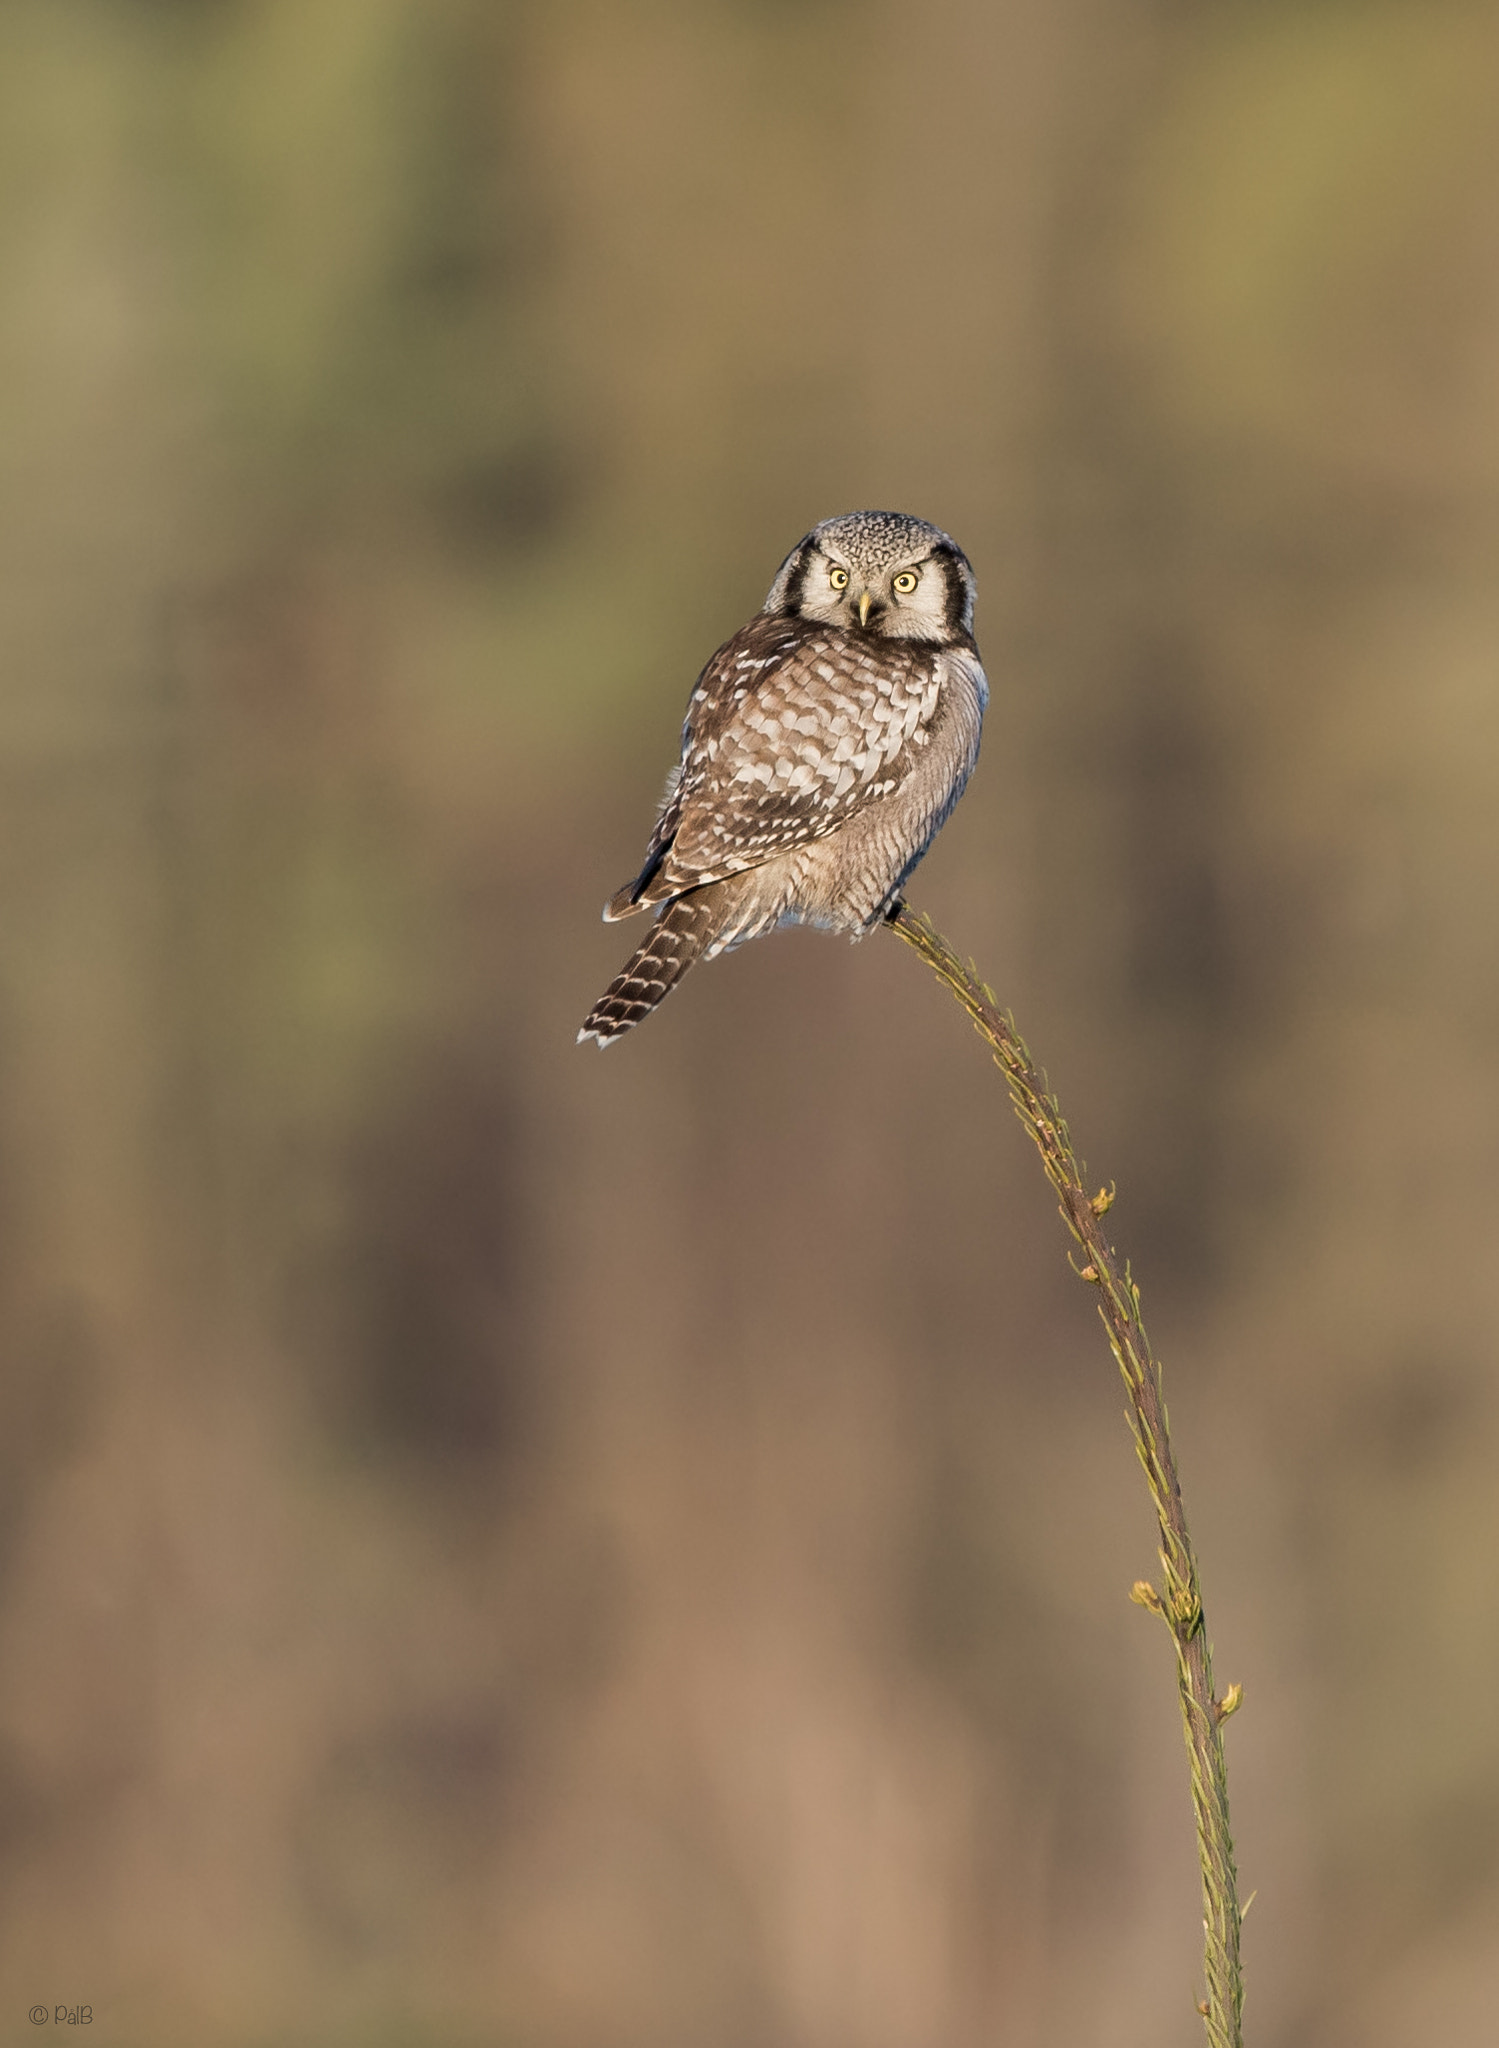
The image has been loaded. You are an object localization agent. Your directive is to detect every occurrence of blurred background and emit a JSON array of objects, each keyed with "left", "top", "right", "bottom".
[{"left": 1, "top": 0, "right": 1497, "bottom": 2042}]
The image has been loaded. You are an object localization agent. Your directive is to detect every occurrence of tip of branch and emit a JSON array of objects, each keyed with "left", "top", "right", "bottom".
[
  {"left": 1089, "top": 1183, "right": 1116, "bottom": 1216},
  {"left": 1215, "top": 1682, "right": 1244, "bottom": 1723},
  {"left": 1129, "top": 1580, "right": 1165, "bottom": 1616}
]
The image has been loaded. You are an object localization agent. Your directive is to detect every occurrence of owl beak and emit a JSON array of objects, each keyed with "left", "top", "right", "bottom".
[{"left": 857, "top": 590, "right": 873, "bottom": 629}]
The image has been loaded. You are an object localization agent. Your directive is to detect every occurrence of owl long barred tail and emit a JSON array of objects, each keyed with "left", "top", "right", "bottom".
[
  {"left": 578, "top": 890, "right": 726, "bottom": 1045},
  {"left": 579, "top": 510, "right": 988, "bottom": 1046}
]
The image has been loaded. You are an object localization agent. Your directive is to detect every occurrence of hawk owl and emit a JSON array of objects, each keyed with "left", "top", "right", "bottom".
[{"left": 579, "top": 509, "right": 988, "bottom": 1045}]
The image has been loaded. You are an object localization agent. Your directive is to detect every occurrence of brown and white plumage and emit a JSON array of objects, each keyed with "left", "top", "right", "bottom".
[{"left": 579, "top": 510, "right": 988, "bottom": 1045}]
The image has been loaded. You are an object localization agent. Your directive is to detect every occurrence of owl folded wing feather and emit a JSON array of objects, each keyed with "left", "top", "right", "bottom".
[{"left": 610, "top": 616, "right": 943, "bottom": 913}]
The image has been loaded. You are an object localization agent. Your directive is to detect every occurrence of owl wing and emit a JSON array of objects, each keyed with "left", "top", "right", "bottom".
[{"left": 616, "top": 614, "right": 942, "bottom": 906}]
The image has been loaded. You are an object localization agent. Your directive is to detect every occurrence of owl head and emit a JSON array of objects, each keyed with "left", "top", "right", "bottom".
[{"left": 762, "top": 509, "right": 976, "bottom": 644}]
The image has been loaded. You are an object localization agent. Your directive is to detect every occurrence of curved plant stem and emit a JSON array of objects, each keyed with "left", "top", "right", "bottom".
[{"left": 889, "top": 904, "right": 1245, "bottom": 2048}]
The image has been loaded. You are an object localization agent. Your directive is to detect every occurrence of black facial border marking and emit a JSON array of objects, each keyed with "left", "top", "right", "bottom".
[
  {"left": 783, "top": 538, "right": 817, "bottom": 615},
  {"left": 928, "top": 541, "right": 972, "bottom": 638}
]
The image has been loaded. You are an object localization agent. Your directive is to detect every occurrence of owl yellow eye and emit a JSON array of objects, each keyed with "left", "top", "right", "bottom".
[
  {"left": 892, "top": 570, "right": 918, "bottom": 594},
  {"left": 828, "top": 566, "right": 849, "bottom": 590}
]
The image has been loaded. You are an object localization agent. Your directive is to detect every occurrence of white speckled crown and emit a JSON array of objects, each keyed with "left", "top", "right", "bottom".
[{"left": 812, "top": 509, "right": 954, "bottom": 572}]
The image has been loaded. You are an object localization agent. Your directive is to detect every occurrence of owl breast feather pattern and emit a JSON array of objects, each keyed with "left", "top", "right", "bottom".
[{"left": 581, "top": 509, "right": 987, "bottom": 1046}]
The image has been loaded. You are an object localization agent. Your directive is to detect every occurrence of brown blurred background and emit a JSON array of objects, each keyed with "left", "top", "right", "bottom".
[{"left": 1, "top": 1, "right": 1497, "bottom": 2042}]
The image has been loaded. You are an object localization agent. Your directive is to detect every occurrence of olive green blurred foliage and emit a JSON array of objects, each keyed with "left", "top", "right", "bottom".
[{"left": 1, "top": 1, "right": 1498, "bottom": 2043}]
